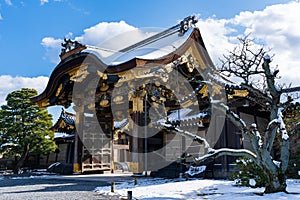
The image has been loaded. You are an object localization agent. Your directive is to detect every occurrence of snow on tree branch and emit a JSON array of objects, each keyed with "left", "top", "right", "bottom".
[
  {"left": 207, "top": 71, "right": 237, "bottom": 88},
  {"left": 267, "top": 107, "right": 289, "bottom": 141},
  {"left": 194, "top": 148, "right": 257, "bottom": 165},
  {"left": 250, "top": 124, "right": 263, "bottom": 148},
  {"left": 159, "top": 121, "right": 211, "bottom": 149},
  {"left": 212, "top": 101, "right": 247, "bottom": 131},
  {"left": 277, "top": 108, "right": 288, "bottom": 140}
]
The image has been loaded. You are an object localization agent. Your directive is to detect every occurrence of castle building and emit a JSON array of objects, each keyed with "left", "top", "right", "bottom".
[{"left": 31, "top": 16, "right": 268, "bottom": 177}]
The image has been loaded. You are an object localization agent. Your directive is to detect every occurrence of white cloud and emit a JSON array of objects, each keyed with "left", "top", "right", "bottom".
[
  {"left": 5, "top": 0, "right": 12, "bottom": 6},
  {"left": 0, "top": 13, "right": 3, "bottom": 20},
  {"left": 41, "top": 37, "right": 62, "bottom": 48},
  {"left": 40, "top": 0, "right": 49, "bottom": 5},
  {"left": 41, "top": 2, "right": 300, "bottom": 88},
  {"left": 195, "top": 1, "right": 300, "bottom": 87},
  {"left": 41, "top": 21, "right": 148, "bottom": 63},
  {"left": 0, "top": 75, "right": 49, "bottom": 105},
  {"left": 75, "top": 20, "right": 138, "bottom": 48},
  {"left": 196, "top": 18, "right": 237, "bottom": 68},
  {"left": 229, "top": 1, "right": 300, "bottom": 86},
  {"left": 41, "top": 37, "right": 63, "bottom": 63},
  {"left": 40, "top": 0, "right": 65, "bottom": 5}
]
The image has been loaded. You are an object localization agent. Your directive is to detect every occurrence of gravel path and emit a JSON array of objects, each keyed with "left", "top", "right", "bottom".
[{"left": 0, "top": 174, "right": 124, "bottom": 200}]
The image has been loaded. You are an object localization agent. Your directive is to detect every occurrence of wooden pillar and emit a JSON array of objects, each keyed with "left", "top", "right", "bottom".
[
  {"left": 131, "top": 111, "right": 144, "bottom": 174},
  {"left": 129, "top": 90, "right": 146, "bottom": 174},
  {"left": 73, "top": 130, "right": 81, "bottom": 173},
  {"left": 73, "top": 105, "right": 84, "bottom": 173},
  {"left": 111, "top": 121, "right": 115, "bottom": 173}
]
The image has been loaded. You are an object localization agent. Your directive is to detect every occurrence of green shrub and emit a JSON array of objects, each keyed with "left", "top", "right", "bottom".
[{"left": 233, "top": 157, "right": 268, "bottom": 188}]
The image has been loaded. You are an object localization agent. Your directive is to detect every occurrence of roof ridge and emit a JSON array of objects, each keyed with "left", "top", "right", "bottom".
[{"left": 119, "top": 15, "right": 198, "bottom": 53}]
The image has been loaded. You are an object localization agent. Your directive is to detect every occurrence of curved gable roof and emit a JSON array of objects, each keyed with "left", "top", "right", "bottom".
[
  {"left": 51, "top": 109, "right": 76, "bottom": 134},
  {"left": 31, "top": 17, "right": 215, "bottom": 106}
]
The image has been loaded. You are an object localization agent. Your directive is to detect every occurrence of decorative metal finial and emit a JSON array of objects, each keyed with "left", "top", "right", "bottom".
[
  {"left": 179, "top": 15, "right": 198, "bottom": 36},
  {"left": 60, "top": 38, "right": 85, "bottom": 59}
]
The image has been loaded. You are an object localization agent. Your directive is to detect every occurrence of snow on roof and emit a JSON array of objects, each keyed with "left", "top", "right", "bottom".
[
  {"left": 60, "top": 110, "right": 76, "bottom": 125},
  {"left": 52, "top": 109, "right": 76, "bottom": 131},
  {"left": 155, "top": 108, "right": 207, "bottom": 125},
  {"left": 83, "top": 28, "right": 194, "bottom": 66},
  {"left": 207, "top": 71, "right": 238, "bottom": 88},
  {"left": 161, "top": 108, "right": 192, "bottom": 122}
]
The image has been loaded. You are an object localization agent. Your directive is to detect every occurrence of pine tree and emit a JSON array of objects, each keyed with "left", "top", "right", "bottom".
[{"left": 0, "top": 88, "right": 56, "bottom": 173}]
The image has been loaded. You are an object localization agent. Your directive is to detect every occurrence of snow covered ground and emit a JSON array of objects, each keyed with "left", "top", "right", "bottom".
[{"left": 95, "top": 178, "right": 300, "bottom": 199}]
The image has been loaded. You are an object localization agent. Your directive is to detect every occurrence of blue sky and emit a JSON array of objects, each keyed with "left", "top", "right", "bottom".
[
  {"left": 0, "top": 0, "right": 299, "bottom": 120},
  {"left": 0, "top": 0, "right": 293, "bottom": 77}
]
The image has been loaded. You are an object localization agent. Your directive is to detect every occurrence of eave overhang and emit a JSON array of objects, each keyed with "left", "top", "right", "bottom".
[{"left": 30, "top": 28, "right": 211, "bottom": 107}]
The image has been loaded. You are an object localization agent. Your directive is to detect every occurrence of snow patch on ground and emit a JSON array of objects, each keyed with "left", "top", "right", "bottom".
[
  {"left": 95, "top": 178, "right": 300, "bottom": 199},
  {"left": 185, "top": 166, "right": 206, "bottom": 177}
]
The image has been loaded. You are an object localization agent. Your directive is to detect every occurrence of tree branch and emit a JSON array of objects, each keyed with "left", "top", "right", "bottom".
[
  {"left": 219, "top": 35, "right": 269, "bottom": 87},
  {"left": 281, "top": 86, "right": 300, "bottom": 94},
  {"left": 194, "top": 148, "right": 257, "bottom": 165},
  {"left": 262, "top": 56, "right": 279, "bottom": 97},
  {"left": 240, "top": 83, "right": 272, "bottom": 109},
  {"left": 160, "top": 122, "right": 211, "bottom": 149},
  {"left": 212, "top": 102, "right": 247, "bottom": 131}
]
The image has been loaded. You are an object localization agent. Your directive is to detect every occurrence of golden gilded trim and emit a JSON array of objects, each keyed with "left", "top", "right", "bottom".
[
  {"left": 100, "top": 99, "right": 110, "bottom": 107},
  {"left": 112, "top": 95, "right": 124, "bottom": 104},
  {"left": 212, "top": 82, "right": 223, "bottom": 96},
  {"left": 40, "top": 100, "right": 50, "bottom": 107},
  {"left": 130, "top": 162, "right": 143, "bottom": 174},
  {"left": 199, "top": 84, "right": 208, "bottom": 97},
  {"left": 73, "top": 163, "right": 81, "bottom": 173},
  {"left": 228, "top": 89, "right": 249, "bottom": 99},
  {"left": 55, "top": 83, "right": 63, "bottom": 97},
  {"left": 97, "top": 70, "right": 108, "bottom": 80},
  {"left": 116, "top": 65, "right": 170, "bottom": 84},
  {"left": 69, "top": 64, "right": 89, "bottom": 82},
  {"left": 129, "top": 90, "right": 146, "bottom": 112},
  {"left": 100, "top": 83, "right": 109, "bottom": 91}
]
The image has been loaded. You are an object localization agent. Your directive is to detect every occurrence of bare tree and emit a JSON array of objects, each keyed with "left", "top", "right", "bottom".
[
  {"left": 205, "top": 37, "right": 300, "bottom": 193},
  {"left": 219, "top": 36, "right": 272, "bottom": 89},
  {"left": 158, "top": 36, "right": 300, "bottom": 193}
]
